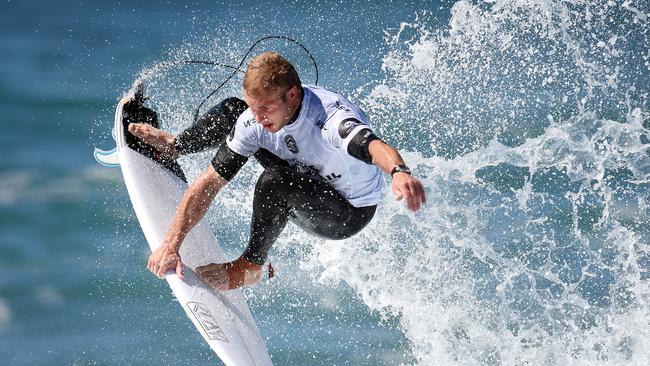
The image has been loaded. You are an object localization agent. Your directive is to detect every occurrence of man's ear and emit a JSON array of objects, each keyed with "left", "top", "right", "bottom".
[{"left": 286, "top": 85, "right": 299, "bottom": 100}]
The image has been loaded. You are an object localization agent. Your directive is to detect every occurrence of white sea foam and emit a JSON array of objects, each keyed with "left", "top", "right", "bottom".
[
  {"left": 308, "top": 1, "right": 649, "bottom": 364},
  {"left": 298, "top": 111, "right": 650, "bottom": 365}
]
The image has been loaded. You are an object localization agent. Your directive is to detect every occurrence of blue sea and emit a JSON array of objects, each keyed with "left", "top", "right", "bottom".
[{"left": 1, "top": 0, "right": 649, "bottom": 365}]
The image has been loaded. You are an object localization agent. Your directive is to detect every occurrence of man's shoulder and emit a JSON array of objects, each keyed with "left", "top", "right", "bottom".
[
  {"left": 306, "top": 85, "right": 365, "bottom": 115},
  {"left": 305, "top": 85, "right": 346, "bottom": 107}
]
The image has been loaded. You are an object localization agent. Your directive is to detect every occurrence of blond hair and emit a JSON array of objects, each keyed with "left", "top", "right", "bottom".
[{"left": 243, "top": 52, "right": 301, "bottom": 98}]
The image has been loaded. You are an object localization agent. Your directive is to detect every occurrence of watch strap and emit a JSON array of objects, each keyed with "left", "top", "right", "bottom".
[{"left": 391, "top": 164, "right": 411, "bottom": 177}]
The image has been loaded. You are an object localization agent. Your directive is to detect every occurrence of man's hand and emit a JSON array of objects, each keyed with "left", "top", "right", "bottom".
[
  {"left": 367, "top": 140, "right": 427, "bottom": 211},
  {"left": 145, "top": 166, "right": 227, "bottom": 282},
  {"left": 391, "top": 172, "right": 427, "bottom": 212},
  {"left": 147, "top": 244, "right": 184, "bottom": 279},
  {"left": 128, "top": 123, "right": 179, "bottom": 158}
]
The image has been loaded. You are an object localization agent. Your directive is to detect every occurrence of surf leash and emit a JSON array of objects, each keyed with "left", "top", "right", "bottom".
[
  {"left": 190, "top": 35, "right": 319, "bottom": 122},
  {"left": 141, "top": 35, "right": 319, "bottom": 122}
]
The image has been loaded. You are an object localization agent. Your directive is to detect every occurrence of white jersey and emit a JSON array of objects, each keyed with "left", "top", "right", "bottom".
[{"left": 227, "top": 85, "right": 383, "bottom": 207}]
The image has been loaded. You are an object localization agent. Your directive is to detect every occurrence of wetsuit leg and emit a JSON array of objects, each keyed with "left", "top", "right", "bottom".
[
  {"left": 242, "top": 165, "right": 376, "bottom": 265},
  {"left": 175, "top": 97, "right": 248, "bottom": 155}
]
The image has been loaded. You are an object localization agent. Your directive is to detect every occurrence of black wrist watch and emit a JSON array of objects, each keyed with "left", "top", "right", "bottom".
[{"left": 390, "top": 164, "right": 411, "bottom": 177}]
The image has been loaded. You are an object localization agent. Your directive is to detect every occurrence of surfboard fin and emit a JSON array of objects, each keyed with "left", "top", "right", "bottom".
[{"left": 93, "top": 146, "right": 120, "bottom": 167}]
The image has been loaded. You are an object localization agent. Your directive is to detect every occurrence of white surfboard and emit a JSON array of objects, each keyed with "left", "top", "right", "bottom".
[{"left": 114, "top": 84, "right": 273, "bottom": 366}]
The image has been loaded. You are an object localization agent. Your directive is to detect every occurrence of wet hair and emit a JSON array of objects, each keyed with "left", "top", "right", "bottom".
[{"left": 243, "top": 52, "right": 302, "bottom": 98}]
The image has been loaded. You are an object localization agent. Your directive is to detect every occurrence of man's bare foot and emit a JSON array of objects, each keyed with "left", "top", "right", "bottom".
[
  {"left": 195, "top": 256, "right": 262, "bottom": 290},
  {"left": 127, "top": 123, "right": 179, "bottom": 158}
]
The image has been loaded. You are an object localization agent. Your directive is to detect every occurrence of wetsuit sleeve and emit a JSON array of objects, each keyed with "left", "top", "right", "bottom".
[
  {"left": 211, "top": 144, "right": 248, "bottom": 181},
  {"left": 346, "top": 128, "right": 382, "bottom": 164},
  {"left": 324, "top": 116, "right": 381, "bottom": 164}
]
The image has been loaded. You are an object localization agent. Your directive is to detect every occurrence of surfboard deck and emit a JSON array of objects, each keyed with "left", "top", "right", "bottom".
[{"left": 114, "top": 83, "right": 272, "bottom": 366}]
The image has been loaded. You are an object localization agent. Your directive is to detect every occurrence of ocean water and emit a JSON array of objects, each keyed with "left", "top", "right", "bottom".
[{"left": 1, "top": 0, "right": 649, "bottom": 365}]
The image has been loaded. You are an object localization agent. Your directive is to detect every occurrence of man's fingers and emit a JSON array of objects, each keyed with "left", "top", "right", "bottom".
[
  {"left": 417, "top": 184, "right": 427, "bottom": 204},
  {"left": 407, "top": 182, "right": 418, "bottom": 210},
  {"left": 158, "top": 263, "right": 169, "bottom": 278},
  {"left": 413, "top": 181, "right": 426, "bottom": 207},
  {"left": 409, "top": 196, "right": 421, "bottom": 211},
  {"left": 394, "top": 179, "right": 426, "bottom": 212},
  {"left": 391, "top": 184, "right": 400, "bottom": 196},
  {"left": 147, "top": 255, "right": 158, "bottom": 273},
  {"left": 156, "top": 258, "right": 181, "bottom": 279},
  {"left": 151, "top": 259, "right": 167, "bottom": 278},
  {"left": 176, "top": 261, "right": 184, "bottom": 280},
  {"left": 406, "top": 191, "right": 418, "bottom": 211},
  {"left": 407, "top": 183, "right": 425, "bottom": 211},
  {"left": 398, "top": 184, "right": 411, "bottom": 202}
]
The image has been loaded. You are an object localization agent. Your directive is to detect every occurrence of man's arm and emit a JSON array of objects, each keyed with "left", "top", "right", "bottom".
[
  {"left": 368, "top": 139, "right": 427, "bottom": 211},
  {"left": 148, "top": 165, "right": 228, "bottom": 278}
]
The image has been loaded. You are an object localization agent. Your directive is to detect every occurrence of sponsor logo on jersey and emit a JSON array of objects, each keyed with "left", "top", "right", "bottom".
[
  {"left": 335, "top": 102, "right": 351, "bottom": 113},
  {"left": 288, "top": 159, "right": 320, "bottom": 177},
  {"left": 243, "top": 117, "right": 256, "bottom": 127},
  {"left": 323, "top": 172, "right": 342, "bottom": 182},
  {"left": 338, "top": 118, "right": 363, "bottom": 138},
  {"left": 284, "top": 134, "right": 299, "bottom": 153}
]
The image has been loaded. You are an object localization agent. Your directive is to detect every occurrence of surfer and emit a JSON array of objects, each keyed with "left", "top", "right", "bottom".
[{"left": 129, "top": 52, "right": 426, "bottom": 290}]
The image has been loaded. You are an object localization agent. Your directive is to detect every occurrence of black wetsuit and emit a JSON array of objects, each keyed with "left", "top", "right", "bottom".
[{"left": 177, "top": 97, "right": 377, "bottom": 265}]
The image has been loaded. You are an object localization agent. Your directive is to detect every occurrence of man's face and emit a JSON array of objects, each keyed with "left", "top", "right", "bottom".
[{"left": 243, "top": 86, "right": 299, "bottom": 133}]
